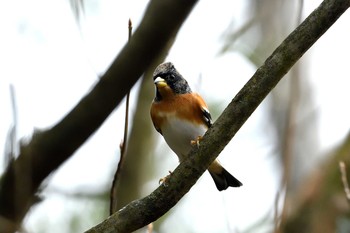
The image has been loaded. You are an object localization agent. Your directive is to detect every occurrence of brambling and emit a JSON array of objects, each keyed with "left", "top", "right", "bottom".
[{"left": 150, "top": 62, "right": 242, "bottom": 191}]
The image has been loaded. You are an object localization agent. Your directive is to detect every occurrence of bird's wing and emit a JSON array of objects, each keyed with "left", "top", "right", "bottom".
[
  {"left": 201, "top": 106, "right": 213, "bottom": 128},
  {"left": 193, "top": 93, "right": 213, "bottom": 128}
]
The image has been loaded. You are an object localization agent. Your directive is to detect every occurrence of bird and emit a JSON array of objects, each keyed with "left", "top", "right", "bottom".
[{"left": 150, "top": 62, "right": 242, "bottom": 191}]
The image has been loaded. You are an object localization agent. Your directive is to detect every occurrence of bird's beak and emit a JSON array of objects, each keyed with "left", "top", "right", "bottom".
[{"left": 154, "top": 77, "right": 167, "bottom": 88}]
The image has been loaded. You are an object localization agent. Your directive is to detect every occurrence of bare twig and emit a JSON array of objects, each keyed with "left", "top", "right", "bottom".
[
  {"left": 122, "top": 18, "right": 133, "bottom": 156},
  {"left": 109, "top": 19, "right": 133, "bottom": 216},
  {"left": 339, "top": 161, "right": 350, "bottom": 203},
  {"left": 0, "top": 0, "right": 198, "bottom": 230}
]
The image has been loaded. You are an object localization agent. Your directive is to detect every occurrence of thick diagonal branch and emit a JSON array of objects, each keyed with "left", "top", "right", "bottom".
[
  {"left": 85, "top": 0, "right": 350, "bottom": 232},
  {"left": 0, "top": 0, "right": 198, "bottom": 229}
]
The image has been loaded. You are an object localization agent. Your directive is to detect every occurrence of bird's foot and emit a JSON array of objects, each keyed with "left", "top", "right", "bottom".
[
  {"left": 191, "top": 136, "right": 203, "bottom": 148},
  {"left": 159, "top": 171, "right": 173, "bottom": 186}
]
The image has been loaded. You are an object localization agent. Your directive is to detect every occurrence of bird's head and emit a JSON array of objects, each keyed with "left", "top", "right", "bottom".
[{"left": 153, "top": 62, "right": 191, "bottom": 101}]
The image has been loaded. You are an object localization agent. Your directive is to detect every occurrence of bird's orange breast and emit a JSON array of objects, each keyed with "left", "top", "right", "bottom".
[{"left": 150, "top": 93, "right": 209, "bottom": 133}]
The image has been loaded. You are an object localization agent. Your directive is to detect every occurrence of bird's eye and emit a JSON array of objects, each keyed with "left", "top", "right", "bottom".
[{"left": 169, "top": 74, "right": 175, "bottom": 81}]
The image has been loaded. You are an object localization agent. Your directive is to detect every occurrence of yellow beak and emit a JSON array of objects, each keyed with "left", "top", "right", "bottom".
[{"left": 154, "top": 77, "right": 167, "bottom": 88}]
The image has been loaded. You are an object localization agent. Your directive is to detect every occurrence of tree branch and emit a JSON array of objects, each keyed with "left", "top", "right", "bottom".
[
  {"left": 110, "top": 18, "right": 133, "bottom": 216},
  {"left": 85, "top": 0, "right": 350, "bottom": 232},
  {"left": 0, "top": 0, "right": 198, "bottom": 229}
]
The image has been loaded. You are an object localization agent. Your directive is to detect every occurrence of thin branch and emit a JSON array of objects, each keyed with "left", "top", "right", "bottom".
[
  {"left": 121, "top": 18, "right": 133, "bottom": 157},
  {"left": 339, "top": 161, "right": 350, "bottom": 203},
  {"left": 85, "top": 0, "right": 350, "bottom": 232},
  {"left": 0, "top": 0, "right": 198, "bottom": 229},
  {"left": 109, "top": 19, "right": 133, "bottom": 216}
]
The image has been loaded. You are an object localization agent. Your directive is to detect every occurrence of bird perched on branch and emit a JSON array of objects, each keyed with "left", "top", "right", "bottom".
[{"left": 150, "top": 62, "right": 242, "bottom": 191}]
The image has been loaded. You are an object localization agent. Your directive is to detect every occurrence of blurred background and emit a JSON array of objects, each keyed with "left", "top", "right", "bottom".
[{"left": 1, "top": 0, "right": 350, "bottom": 232}]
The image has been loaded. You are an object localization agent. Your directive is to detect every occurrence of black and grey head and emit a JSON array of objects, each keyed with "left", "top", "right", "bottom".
[{"left": 153, "top": 62, "right": 192, "bottom": 100}]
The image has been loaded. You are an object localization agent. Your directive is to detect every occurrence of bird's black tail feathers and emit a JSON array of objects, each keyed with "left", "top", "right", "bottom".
[{"left": 209, "top": 168, "right": 242, "bottom": 191}]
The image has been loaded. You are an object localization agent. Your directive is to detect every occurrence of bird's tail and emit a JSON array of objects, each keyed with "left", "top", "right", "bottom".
[{"left": 208, "top": 161, "right": 242, "bottom": 191}]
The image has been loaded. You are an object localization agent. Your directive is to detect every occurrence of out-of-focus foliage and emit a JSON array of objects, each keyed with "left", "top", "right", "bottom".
[{"left": 221, "top": 0, "right": 350, "bottom": 232}]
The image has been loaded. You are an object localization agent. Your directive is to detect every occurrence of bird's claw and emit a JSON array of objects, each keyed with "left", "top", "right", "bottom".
[
  {"left": 159, "top": 171, "right": 173, "bottom": 186},
  {"left": 191, "top": 136, "right": 203, "bottom": 148}
]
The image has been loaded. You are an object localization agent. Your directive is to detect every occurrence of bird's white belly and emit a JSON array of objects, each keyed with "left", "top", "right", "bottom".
[{"left": 161, "top": 117, "right": 207, "bottom": 161}]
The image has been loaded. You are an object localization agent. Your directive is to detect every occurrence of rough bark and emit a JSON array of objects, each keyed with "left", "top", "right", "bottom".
[{"left": 0, "top": 0, "right": 198, "bottom": 231}]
